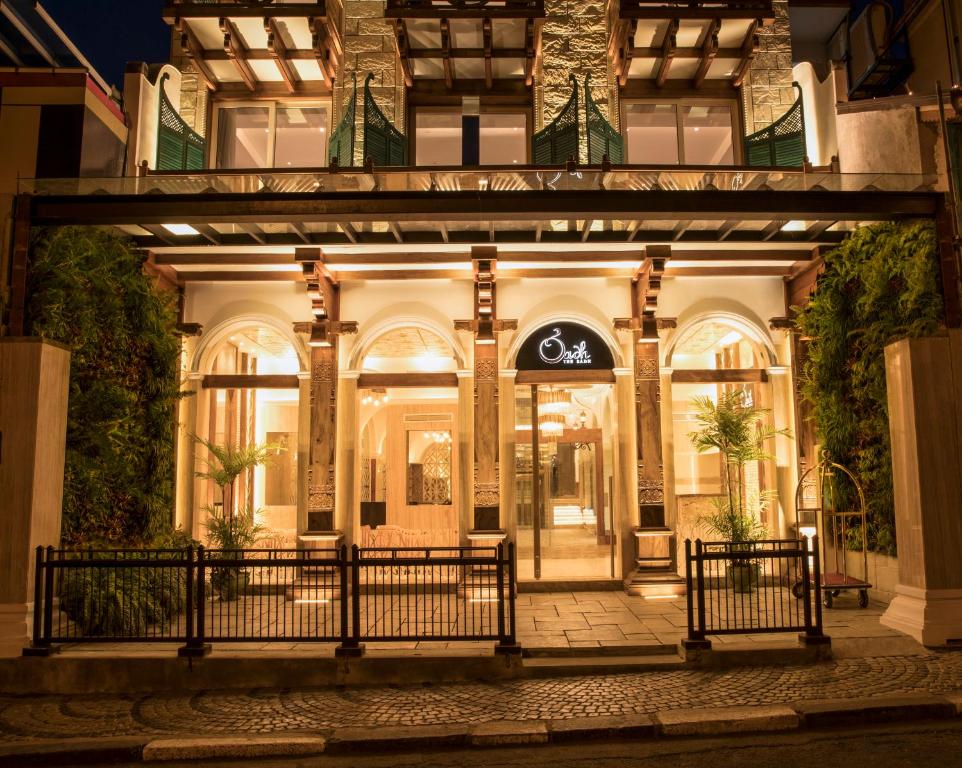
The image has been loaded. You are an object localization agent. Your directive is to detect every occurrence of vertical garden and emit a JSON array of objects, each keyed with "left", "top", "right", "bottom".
[
  {"left": 24, "top": 226, "right": 183, "bottom": 545},
  {"left": 794, "top": 221, "right": 944, "bottom": 555}
]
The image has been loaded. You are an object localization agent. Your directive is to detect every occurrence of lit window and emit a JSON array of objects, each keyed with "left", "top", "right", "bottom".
[
  {"left": 415, "top": 110, "right": 527, "bottom": 166},
  {"left": 624, "top": 102, "right": 735, "bottom": 165},
  {"left": 215, "top": 103, "right": 329, "bottom": 169}
]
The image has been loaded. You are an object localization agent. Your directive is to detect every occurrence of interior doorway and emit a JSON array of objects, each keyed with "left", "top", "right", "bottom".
[{"left": 515, "top": 383, "right": 617, "bottom": 581}]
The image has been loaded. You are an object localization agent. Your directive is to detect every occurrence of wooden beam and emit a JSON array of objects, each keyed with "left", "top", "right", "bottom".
[
  {"left": 177, "top": 19, "right": 218, "bottom": 91},
  {"left": 632, "top": 45, "right": 741, "bottom": 60},
  {"left": 484, "top": 17, "right": 494, "bottom": 89},
  {"left": 619, "top": 4, "right": 773, "bottom": 20},
  {"left": 385, "top": 3, "right": 546, "bottom": 19},
  {"left": 221, "top": 17, "right": 257, "bottom": 92},
  {"left": 804, "top": 220, "right": 836, "bottom": 240},
  {"left": 671, "top": 369, "right": 769, "bottom": 383},
  {"left": 761, "top": 219, "right": 787, "bottom": 241},
  {"left": 144, "top": 255, "right": 182, "bottom": 291},
  {"left": 238, "top": 222, "right": 267, "bottom": 244},
  {"left": 310, "top": 16, "right": 338, "bottom": 83},
  {"left": 617, "top": 19, "right": 637, "bottom": 86},
  {"left": 395, "top": 18, "right": 414, "bottom": 88},
  {"left": 340, "top": 222, "right": 358, "bottom": 243},
  {"left": 192, "top": 223, "right": 222, "bottom": 245},
  {"left": 516, "top": 369, "right": 616, "bottom": 384},
  {"left": 203, "top": 374, "right": 299, "bottom": 389},
  {"left": 619, "top": 79, "right": 736, "bottom": 99},
  {"left": 266, "top": 17, "right": 298, "bottom": 94},
  {"left": 357, "top": 373, "right": 459, "bottom": 388},
  {"left": 693, "top": 19, "right": 720, "bottom": 88},
  {"left": 165, "top": 4, "right": 334, "bottom": 20},
  {"left": 441, "top": 17, "right": 453, "bottom": 89},
  {"left": 179, "top": 271, "right": 302, "bottom": 282},
  {"left": 388, "top": 221, "right": 404, "bottom": 243},
  {"left": 656, "top": 19, "right": 679, "bottom": 87},
  {"left": 215, "top": 81, "right": 331, "bottom": 98},
  {"left": 154, "top": 253, "right": 296, "bottom": 266},
  {"left": 731, "top": 20, "right": 758, "bottom": 87},
  {"left": 291, "top": 221, "right": 312, "bottom": 243},
  {"left": 665, "top": 266, "right": 792, "bottom": 277}
]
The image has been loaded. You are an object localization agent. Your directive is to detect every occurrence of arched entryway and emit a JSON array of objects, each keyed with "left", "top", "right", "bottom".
[
  {"left": 510, "top": 320, "right": 621, "bottom": 582},
  {"left": 354, "top": 325, "right": 463, "bottom": 549}
]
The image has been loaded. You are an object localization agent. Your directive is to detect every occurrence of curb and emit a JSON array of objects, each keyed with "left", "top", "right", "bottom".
[{"left": 1, "top": 692, "right": 960, "bottom": 764}]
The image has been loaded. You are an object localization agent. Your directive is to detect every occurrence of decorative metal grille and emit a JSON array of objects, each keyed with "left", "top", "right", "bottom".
[
  {"left": 363, "top": 73, "right": 408, "bottom": 167},
  {"left": 329, "top": 73, "right": 357, "bottom": 167},
  {"left": 532, "top": 73, "right": 580, "bottom": 165},
  {"left": 157, "top": 75, "right": 206, "bottom": 172},
  {"left": 584, "top": 72, "right": 623, "bottom": 165},
  {"left": 422, "top": 442, "right": 452, "bottom": 504},
  {"left": 744, "top": 82, "right": 806, "bottom": 167}
]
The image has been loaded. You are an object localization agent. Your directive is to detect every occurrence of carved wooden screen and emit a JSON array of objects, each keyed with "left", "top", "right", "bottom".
[
  {"left": 584, "top": 73, "right": 623, "bottom": 165},
  {"left": 744, "top": 83, "right": 806, "bottom": 167},
  {"left": 157, "top": 75, "right": 206, "bottom": 171},
  {"left": 532, "top": 74, "right": 580, "bottom": 165},
  {"left": 421, "top": 442, "right": 452, "bottom": 505},
  {"left": 363, "top": 73, "right": 408, "bottom": 166},
  {"left": 329, "top": 73, "right": 358, "bottom": 166}
]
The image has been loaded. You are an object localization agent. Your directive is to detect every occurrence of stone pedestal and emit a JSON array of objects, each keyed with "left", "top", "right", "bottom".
[
  {"left": 880, "top": 332, "right": 962, "bottom": 647},
  {"left": 0, "top": 339, "right": 69, "bottom": 655}
]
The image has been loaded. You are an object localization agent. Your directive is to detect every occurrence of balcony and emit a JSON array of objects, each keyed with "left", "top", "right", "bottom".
[
  {"left": 163, "top": 0, "right": 341, "bottom": 97},
  {"left": 610, "top": 0, "right": 774, "bottom": 96},
  {"left": 386, "top": 0, "right": 546, "bottom": 91}
]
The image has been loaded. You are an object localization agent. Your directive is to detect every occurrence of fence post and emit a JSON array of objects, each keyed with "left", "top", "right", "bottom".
[
  {"left": 336, "top": 544, "right": 364, "bottom": 657},
  {"left": 339, "top": 544, "right": 349, "bottom": 647},
  {"left": 681, "top": 539, "right": 711, "bottom": 653},
  {"left": 42, "top": 546, "right": 55, "bottom": 647},
  {"left": 495, "top": 541, "right": 521, "bottom": 655},
  {"left": 23, "top": 546, "right": 53, "bottom": 655},
  {"left": 684, "top": 539, "right": 695, "bottom": 640},
  {"left": 178, "top": 546, "right": 208, "bottom": 657},
  {"left": 800, "top": 535, "right": 830, "bottom": 646}
]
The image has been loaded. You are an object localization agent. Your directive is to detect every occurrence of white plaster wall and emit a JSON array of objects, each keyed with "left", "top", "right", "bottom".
[
  {"left": 836, "top": 107, "right": 923, "bottom": 175},
  {"left": 123, "top": 64, "right": 183, "bottom": 174},
  {"left": 792, "top": 62, "right": 838, "bottom": 167},
  {"left": 659, "top": 276, "right": 787, "bottom": 366},
  {"left": 183, "top": 282, "right": 311, "bottom": 370},
  {"left": 340, "top": 279, "right": 475, "bottom": 369}
]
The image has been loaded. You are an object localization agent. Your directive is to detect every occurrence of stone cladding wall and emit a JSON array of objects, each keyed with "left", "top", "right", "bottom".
[{"left": 743, "top": 0, "right": 795, "bottom": 135}]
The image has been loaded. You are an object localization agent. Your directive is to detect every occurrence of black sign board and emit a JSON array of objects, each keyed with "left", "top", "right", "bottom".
[{"left": 516, "top": 322, "right": 615, "bottom": 371}]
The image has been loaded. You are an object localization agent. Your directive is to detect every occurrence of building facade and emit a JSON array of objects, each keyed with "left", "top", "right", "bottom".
[{"left": 8, "top": 0, "right": 962, "bottom": 593}]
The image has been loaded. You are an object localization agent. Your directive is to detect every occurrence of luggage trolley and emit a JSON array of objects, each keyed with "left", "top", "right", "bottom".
[{"left": 792, "top": 451, "right": 871, "bottom": 609}]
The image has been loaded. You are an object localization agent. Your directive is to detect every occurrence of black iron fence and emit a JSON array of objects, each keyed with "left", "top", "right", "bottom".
[
  {"left": 28, "top": 544, "right": 517, "bottom": 656},
  {"left": 684, "top": 538, "right": 826, "bottom": 645}
]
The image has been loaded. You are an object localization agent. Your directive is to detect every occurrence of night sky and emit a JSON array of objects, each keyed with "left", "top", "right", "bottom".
[{"left": 42, "top": 0, "right": 171, "bottom": 90}]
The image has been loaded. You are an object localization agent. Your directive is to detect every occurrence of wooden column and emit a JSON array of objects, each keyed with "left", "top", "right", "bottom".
[
  {"left": 307, "top": 344, "right": 337, "bottom": 531},
  {"left": 635, "top": 339, "right": 666, "bottom": 529}
]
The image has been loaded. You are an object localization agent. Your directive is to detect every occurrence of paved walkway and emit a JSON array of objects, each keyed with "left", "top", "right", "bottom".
[{"left": 1, "top": 653, "right": 960, "bottom": 744}]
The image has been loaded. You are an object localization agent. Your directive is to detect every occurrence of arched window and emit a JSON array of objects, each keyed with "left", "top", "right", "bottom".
[
  {"left": 670, "top": 318, "right": 772, "bottom": 503},
  {"left": 198, "top": 323, "right": 301, "bottom": 547}
]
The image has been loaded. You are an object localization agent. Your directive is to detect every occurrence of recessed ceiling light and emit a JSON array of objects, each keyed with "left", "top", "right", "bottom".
[{"left": 162, "top": 223, "right": 200, "bottom": 236}]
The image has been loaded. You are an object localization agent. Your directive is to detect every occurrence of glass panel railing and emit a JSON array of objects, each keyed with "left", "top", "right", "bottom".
[{"left": 18, "top": 167, "right": 938, "bottom": 197}]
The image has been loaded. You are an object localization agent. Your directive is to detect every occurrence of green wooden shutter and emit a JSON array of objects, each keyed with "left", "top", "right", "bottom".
[
  {"left": 329, "top": 73, "right": 358, "bottom": 167},
  {"left": 584, "top": 73, "right": 623, "bottom": 165},
  {"left": 744, "top": 82, "right": 806, "bottom": 167},
  {"left": 156, "top": 74, "right": 206, "bottom": 171},
  {"left": 533, "top": 74, "right": 580, "bottom": 165},
  {"left": 362, "top": 73, "right": 408, "bottom": 167}
]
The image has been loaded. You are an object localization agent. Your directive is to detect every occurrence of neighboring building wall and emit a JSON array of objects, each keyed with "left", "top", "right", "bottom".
[
  {"left": 339, "top": 0, "right": 404, "bottom": 165},
  {"left": 742, "top": 0, "right": 795, "bottom": 135},
  {"left": 836, "top": 105, "right": 928, "bottom": 176},
  {"left": 792, "top": 62, "right": 838, "bottom": 167}
]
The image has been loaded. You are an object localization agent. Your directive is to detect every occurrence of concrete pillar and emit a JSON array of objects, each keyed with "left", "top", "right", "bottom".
[
  {"left": 500, "top": 370, "right": 519, "bottom": 544},
  {"left": 768, "top": 364, "right": 797, "bottom": 539},
  {"left": 175, "top": 373, "right": 202, "bottom": 534},
  {"left": 880, "top": 331, "right": 962, "bottom": 646},
  {"left": 613, "top": 368, "right": 638, "bottom": 580},
  {"left": 333, "top": 371, "right": 359, "bottom": 547},
  {"left": 0, "top": 339, "right": 69, "bottom": 655},
  {"left": 456, "top": 370, "right": 474, "bottom": 544},
  {"left": 296, "top": 371, "right": 311, "bottom": 535}
]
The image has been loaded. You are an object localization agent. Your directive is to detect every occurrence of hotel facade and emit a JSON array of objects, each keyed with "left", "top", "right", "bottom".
[{"left": 7, "top": 0, "right": 962, "bottom": 595}]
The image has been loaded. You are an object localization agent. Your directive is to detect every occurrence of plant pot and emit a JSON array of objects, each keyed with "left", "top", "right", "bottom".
[
  {"left": 727, "top": 562, "right": 760, "bottom": 593},
  {"left": 210, "top": 567, "right": 250, "bottom": 601}
]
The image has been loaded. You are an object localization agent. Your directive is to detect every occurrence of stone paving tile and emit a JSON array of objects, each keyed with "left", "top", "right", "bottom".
[{"left": 1, "top": 654, "right": 961, "bottom": 744}]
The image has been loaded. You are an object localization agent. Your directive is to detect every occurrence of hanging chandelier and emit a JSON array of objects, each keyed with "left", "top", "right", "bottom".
[
  {"left": 538, "top": 388, "right": 571, "bottom": 415},
  {"left": 539, "top": 414, "right": 565, "bottom": 435},
  {"left": 361, "top": 388, "right": 389, "bottom": 407}
]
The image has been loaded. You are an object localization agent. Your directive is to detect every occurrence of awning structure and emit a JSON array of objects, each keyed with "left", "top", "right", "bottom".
[
  {"left": 387, "top": 0, "right": 545, "bottom": 91},
  {"left": 162, "top": 0, "right": 341, "bottom": 97},
  {"left": 22, "top": 167, "right": 940, "bottom": 256},
  {"left": 610, "top": 0, "right": 774, "bottom": 95}
]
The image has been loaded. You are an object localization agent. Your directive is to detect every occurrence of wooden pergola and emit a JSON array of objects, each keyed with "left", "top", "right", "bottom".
[
  {"left": 386, "top": 0, "right": 545, "bottom": 92},
  {"left": 162, "top": 0, "right": 342, "bottom": 97},
  {"left": 610, "top": 0, "right": 773, "bottom": 95}
]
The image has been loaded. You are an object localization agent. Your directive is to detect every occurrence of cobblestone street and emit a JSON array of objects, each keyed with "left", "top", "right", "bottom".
[{"left": 1, "top": 653, "right": 961, "bottom": 745}]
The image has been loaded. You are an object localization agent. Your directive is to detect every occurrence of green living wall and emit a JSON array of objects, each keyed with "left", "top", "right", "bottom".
[
  {"left": 794, "top": 221, "right": 944, "bottom": 555},
  {"left": 24, "top": 227, "right": 182, "bottom": 545}
]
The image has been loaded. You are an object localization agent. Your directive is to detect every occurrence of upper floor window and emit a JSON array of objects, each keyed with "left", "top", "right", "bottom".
[
  {"left": 214, "top": 103, "right": 330, "bottom": 169},
  {"left": 414, "top": 109, "right": 528, "bottom": 166},
  {"left": 623, "top": 101, "right": 737, "bottom": 165}
]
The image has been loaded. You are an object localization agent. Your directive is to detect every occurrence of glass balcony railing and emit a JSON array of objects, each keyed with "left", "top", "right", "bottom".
[{"left": 18, "top": 166, "right": 938, "bottom": 198}]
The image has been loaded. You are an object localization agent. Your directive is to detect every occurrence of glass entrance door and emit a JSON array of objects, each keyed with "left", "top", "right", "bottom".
[{"left": 516, "top": 384, "right": 616, "bottom": 581}]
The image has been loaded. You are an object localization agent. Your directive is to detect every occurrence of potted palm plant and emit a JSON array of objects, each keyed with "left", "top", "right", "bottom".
[
  {"left": 688, "top": 389, "right": 791, "bottom": 592},
  {"left": 195, "top": 437, "right": 278, "bottom": 600}
]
